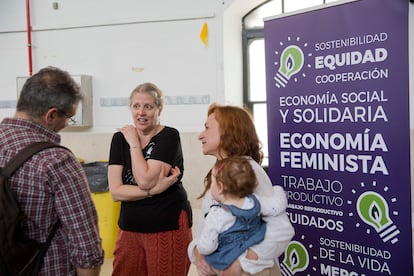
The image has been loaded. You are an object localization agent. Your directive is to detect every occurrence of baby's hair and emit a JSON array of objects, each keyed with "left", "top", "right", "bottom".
[{"left": 199, "top": 157, "right": 257, "bottom": 199}]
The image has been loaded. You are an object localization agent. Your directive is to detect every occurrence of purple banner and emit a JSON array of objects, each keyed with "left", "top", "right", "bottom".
[{"left": 264, "top": 0, "right": 412, "bottom": 275}]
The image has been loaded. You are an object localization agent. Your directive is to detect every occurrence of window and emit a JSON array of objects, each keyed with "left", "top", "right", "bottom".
[{"left": 242, "top": 0, "right": 339, "bottom": 165}]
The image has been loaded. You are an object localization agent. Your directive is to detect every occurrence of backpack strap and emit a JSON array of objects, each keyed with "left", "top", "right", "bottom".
[
  {"left": 2, "top": 142, "right": 68, "bottom": 178},
  {"left": 1, "top": 142, "right": 69, "bottom": 274}
]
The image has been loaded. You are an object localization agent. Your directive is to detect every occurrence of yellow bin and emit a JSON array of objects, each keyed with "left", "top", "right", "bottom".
[{"left": 91, "top": 192, "right": 120, "bottom": 258}]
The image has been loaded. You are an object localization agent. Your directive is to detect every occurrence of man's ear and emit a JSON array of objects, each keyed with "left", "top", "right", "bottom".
[{"left": 45, "top": 107, "right": 59, "bottom": 124}]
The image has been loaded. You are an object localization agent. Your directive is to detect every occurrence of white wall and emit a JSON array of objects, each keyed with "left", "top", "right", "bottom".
[
  {"left": 1, "top": 0, "right": 414, "bottom": 263},
  {"left": 0, "top": 1, "right": 225, "bottom": 132},
  {"left": 0, "top": 0, "right": 265, "bottom": 207},
  {"left": 0, "top": 0, "right": 268, "bottom": 132}
]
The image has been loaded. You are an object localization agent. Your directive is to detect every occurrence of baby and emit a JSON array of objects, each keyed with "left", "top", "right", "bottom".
[{"left": 196, "top": 156, "right": 288, "bottom": 274}]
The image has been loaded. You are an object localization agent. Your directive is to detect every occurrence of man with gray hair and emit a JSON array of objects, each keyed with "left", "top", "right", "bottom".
[{"left": 0, "top": 66, "right": 104, "bottom": 275}]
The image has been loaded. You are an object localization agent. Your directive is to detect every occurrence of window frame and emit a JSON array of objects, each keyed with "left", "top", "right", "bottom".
[
  {"left": 241, "top": 0, "right": 333, "bottom": 161},
  {"left": 242, "top": 27, "right": 265, "bottom": 112}
]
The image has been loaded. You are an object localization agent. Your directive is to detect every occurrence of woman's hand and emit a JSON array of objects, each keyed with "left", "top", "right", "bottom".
[
  {"left": 245, "top": 248, "right": 258, "bottom": 260},
  {"left": 219, "top": 260, "right": 242, "bottom": 276},
  {"left": 117, "top": 125, "right": 140, "bottom": 148},
  {"left": 108, "top": 165, "right": 180, "bottom": 201},
  {"left": 218, "top": 249, "right": 255, "bottom": 275},
  {"left": 150, "top": 166, "right": 181, "bottom": 195},
  {"left": 194, "top": 247, "right": 216, "bottom": 276}
]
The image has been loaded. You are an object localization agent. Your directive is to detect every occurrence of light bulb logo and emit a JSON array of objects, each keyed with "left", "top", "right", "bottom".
[
  {"left": 274, "top": 45, "right": 304, "bottom": 88},
  {"left": 357, "top": 191, "right": 400, "bottom": 244},
  {"left": 280, "top": 241, "right": 309, "bottom": 276}
]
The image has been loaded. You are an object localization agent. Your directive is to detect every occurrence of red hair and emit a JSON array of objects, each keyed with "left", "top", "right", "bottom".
[
  {"left": 199, "top": 103, "right": 263, "bottom": 199},
  {"left": 208, "top": 103, "right": 263, "bottom": 163}
]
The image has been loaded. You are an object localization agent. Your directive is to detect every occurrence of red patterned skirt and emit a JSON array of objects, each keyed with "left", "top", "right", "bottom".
[{"left": 112, "top": 210, "right": 192, "bottom": 276}]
